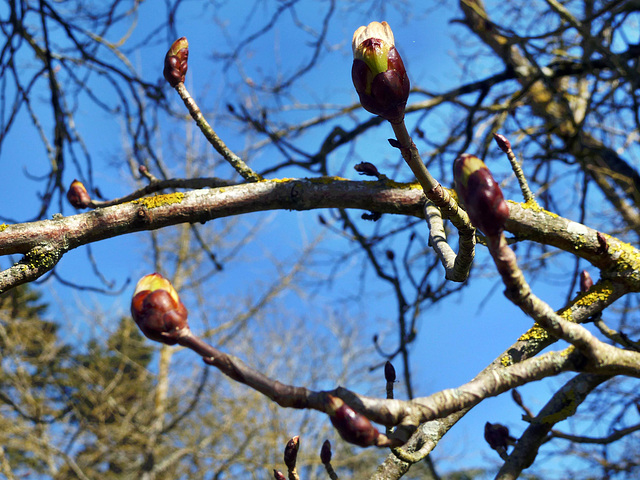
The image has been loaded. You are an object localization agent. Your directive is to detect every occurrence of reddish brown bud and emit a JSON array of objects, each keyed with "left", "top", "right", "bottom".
[
  {"left": 596, "top": 232, "right": 608, "bottom": 254},
  {"left": 320, "top": 440, "right": 332, "bottom": 464},
  {"left": 453, "top": 154, "right": 509, "bottom": 236},
  {"left": 484, "top": 422, "right": 516, "bottom": 450},
  {"left": 283, "top": 436, "right": 299, "bottom": 470},
  {"left": 273, "top": 470, "right": 286, "bottom": 480},
  {"left": 580, "top": 270, "right": 594, "bottom": 293},
  {"left": 493, "top": 133, "right": 512, "bottom": 153},
  {"left": 384, "top": 361, "right": 396, "bottom": 383},
  {"left": 352, "top": 22, "right": 410, "bottom": 124},
  {"left": 327, "top": 395, "right": 379, "bottom": 447},
  {"left": 163, "top": 37, "right": 189, "bottom": 87},
  {"left": 131, "top": 273, "right": 189, "bottom": 345},
  {"left": 66, "top": 179, "right": 91, "bottom": 209},
  {"left": 354, "top": 161, "right": 381, "bottom": 178}
]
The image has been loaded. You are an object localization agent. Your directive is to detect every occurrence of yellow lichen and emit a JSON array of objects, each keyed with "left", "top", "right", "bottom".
[
  {"left": 515, "top": 198, "right": 559, "bottom": 218},
  {"left": 518, "top": 324, "right": 548, "bottom": 342},
  {"left": 307, "top": 176, "right": 349, "bottom": 184},
  {"left": 539, "top": 383, "right": 577, "bottom": 424},
  {"left": 265, "top": 177, "right": 296, "bottom": 184},
  {"left": 0, "top": 223, "right": 7, "bottom": 233},
  {"left": 132, "top": 192, "right": 185, "bottom": 209},
  {"left": 24, "top": 248, "right": 59, "bottom": 270},
  {"left": 607, "top": 237, "right": 640, "bottom": 281},
  {"left": 382, "top": 179, "right": 422, "bottom": 190},
  {"left": 500, "top": 355, "right": 513, "bottom": 367}
]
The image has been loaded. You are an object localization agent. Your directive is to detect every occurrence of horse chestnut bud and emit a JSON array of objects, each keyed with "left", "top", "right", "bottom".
[
  {"left": 163, "top": 37, "right": 189, "bottom": 87},
  {"left": 66, "top": 179, "right": 91, "bottom": 209},
  {"left": 453, "top": 154, "right": 509, "bottom": 236},
  {"left": 351, "top": 21, "right": 410, "bottom": 124},
  {"left": 131, "top": 273, "right": 189, "bottom": 345},
  {"left": 327, "top": 395, "right": 380, "bottom": 447}
]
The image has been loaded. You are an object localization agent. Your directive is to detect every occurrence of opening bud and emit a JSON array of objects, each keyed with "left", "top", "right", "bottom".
[
  {"left": 66, "top": 180, "right": 91, "bottom": 209},
  {"left": 131, "top": 273, "right": 189, "bottom": 345},
  {"left": 351, "top": 21, "right": 410, "bottom": 124},
  {"left": 163, "top": 37, "right": 189, "bottom": 87},
  {"left": 327, "top": 395, "right": 380, "bottom": 447},
  {"left": 283, "top": 436, "right": 299, "bottom": 470},
  {"left": 273, "top": 470, "right": 286, "bottom": 480},
  {"left": 453, "top": 154, "right": 509, "bottom": 236}
]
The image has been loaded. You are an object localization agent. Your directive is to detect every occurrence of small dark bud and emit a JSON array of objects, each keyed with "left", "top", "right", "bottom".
[
  {"left": 596, "top": 232, "right": 608, "bottom": 254},
  {"left": 484, "top": 422, "right": 516, "bottom": 450},
  {"left": 226, "top": 103, "right": 235, "bottom": 113},
  {"left": 327, "top": 395, "right": 380, "bottom": 447},
  {"left": 283, "top": 436, "right": 299, "bottom": 470},
  {"left": 385, "top": 250, "right": 395, "bottom": 261},
  {"left": 493, "top": 133, "right": 512, "bottom": 153},
  {"left": 320, "top": 439, "right": 332, "bottom": 464},
  {"left": 388, "top": 138, "right": 401, "bottom": 148},
  {"left": 384, "top": 361, "right": 396, "bottom": 383},
  {"left": 511, "top": 389, "right": 523, "bottom": 407},
  {"left": 131, "top": 273, "right": 189, "bottom": 345},
  {"left": 273, "top": 470, "right": 286, "bottom": 480},
  {"left": 163, "top": 37, "right": 189, "bottom": 87},
  {"left": 66, "top": 180, "right": 92, "bottom": 209},
  {"left": 354, "top": 161, "right": 381, "bottom": 178},
  {"left": 318, "top": 215, "right": 327, "bottom": 225},
  {"left": 580, "top": 270, "right": 593, "bottom": 293},
  {"left": 362, "top": 211, "right": 382, "bottom": 221},
  {"left": 453, "top": 154, "right": 509, "bottom": 236},
  {"left": 414, "top": 127, "right": 425, "bottom": 139}
]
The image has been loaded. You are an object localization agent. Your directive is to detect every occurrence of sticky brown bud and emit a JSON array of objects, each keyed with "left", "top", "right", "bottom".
[
  {"left": 484, "top": 422, "right": 516, "bottom": 450},
  {"left": 351, "top": 22, "right": 410, "bottom": 124},
  {"left": 453, "top": 154, "right": 509, "bottom": 236},
  {"left": 66, "top": 180, "right": 91, "bottom": 209},
  {"left": 327, "top": 395, "right": 379, "bottom": 447},
  {"left": 273, "top": 470, "right": 286, "bottom": 480},
  {"left": 580, "top": 270, "right": 593, "bottom": 292},
  {"left": 320, "top": 440, "right": 332, "bottom": 464},
  {"left": 384, "top": 361, "right": 396, "bottom": 383},
  {"left": 283, "top": 436, "right": 299, "bottom": 470},
  {"left": 493, "top": 133, "right": 512, "bottom": 153},
  {"left": 131, "top": 273, "right": 189, "bottom": 345},
  {"left": 163, "top": 37, "right": 189, "bottom": 87},
  {"left": 354, "top": 161, "right": 381, "bottom": 178}
]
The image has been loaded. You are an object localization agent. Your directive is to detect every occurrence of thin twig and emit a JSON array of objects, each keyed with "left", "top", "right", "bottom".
[{"left": 174, "top": 82, "right": 263, "bottom": 182}]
